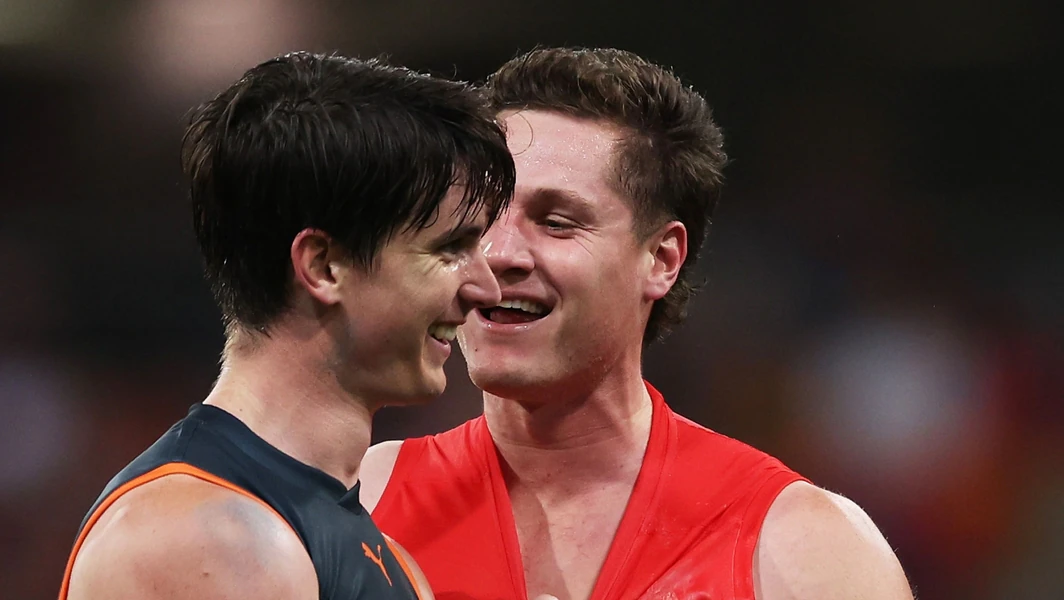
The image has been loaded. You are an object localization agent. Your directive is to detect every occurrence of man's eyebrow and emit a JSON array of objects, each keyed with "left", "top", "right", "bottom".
[{"left": 529, "top": 187, "right": 596, "bottom": 212}]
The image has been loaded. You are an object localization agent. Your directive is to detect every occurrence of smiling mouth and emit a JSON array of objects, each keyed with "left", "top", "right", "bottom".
[
  {"left": 480, "top": 299, "right": 551, "bottom": 325},
  {"left": 428, "top": 324, "right": 458, "bottom": 342}
]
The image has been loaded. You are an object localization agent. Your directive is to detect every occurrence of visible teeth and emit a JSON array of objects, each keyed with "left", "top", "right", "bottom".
[
  {"left": 428, "top": 324, "right": 458, "bottom": 342},
  {"left": 497, "top": 299, "right": 547, "bottom": 315}
]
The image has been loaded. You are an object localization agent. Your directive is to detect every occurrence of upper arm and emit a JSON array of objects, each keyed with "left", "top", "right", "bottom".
[
  {"left": 67, "top": 474, "right": 318, "bottom": 600},
  {"left": 754, "top": 481, "right": 913, "bottom": 600},
  {"left": 359, "top": 440, "right": 404, "bottom": 514}
]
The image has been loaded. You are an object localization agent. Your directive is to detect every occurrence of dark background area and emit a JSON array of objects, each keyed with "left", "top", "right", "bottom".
[{"left": 1, "top": 1, "right": 1061, "bottom": 598}]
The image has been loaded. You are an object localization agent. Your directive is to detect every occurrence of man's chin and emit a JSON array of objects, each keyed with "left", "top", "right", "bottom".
[
  {"left": 415, "top": 372, "right": 448, "bottom": 404},
  {"left": 469, "top": 365, "right": 546, "bottom": 399},
  {"left": 378, "top": 372, "right": 447, "bottom": 408}
]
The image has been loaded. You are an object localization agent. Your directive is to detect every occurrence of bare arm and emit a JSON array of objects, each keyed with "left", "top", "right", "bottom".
[
  {"left": 754, "top": 481, "right": 913, "bottom": 600},
  {"left": 359, "top": 440, "right": 404, "bottom": 514},
  {"left": 67, "top": 474, "right": 318, "bottom": 600}
]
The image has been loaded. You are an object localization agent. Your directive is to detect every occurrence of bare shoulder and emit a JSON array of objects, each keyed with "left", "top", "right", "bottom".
[
  {"left": 359, "top": 440, "right": 404, "bottom": 514},
  {"left": 67, "top": 474, "right": 317, "bottom": 600},
  {"left": 385, "top": 534, "right": 435, "bottom": 600},
  {"left": 754, "top": 481, "right": 913, "bottom": 600}
]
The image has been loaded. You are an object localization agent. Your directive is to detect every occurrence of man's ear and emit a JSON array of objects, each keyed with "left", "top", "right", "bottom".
[
  {"left": 290, "top": 228, "right": 349, "bottom": 306},
  {"left": 644, "top": 221, "right": 687, "bottom": 302}
]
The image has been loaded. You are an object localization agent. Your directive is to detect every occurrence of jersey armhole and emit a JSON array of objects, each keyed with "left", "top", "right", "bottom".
[
  {"left": 373, "top": 438, "right": 427, "bottom": 522},
  {"left": 383, "top": 537, "right": 425, "bottom": 600},
  {"left": 732, "top": 468, "right": 808, "bottom": 599},
  {"left": 58, "top": 462, "right": 302, "bottom": 600}
]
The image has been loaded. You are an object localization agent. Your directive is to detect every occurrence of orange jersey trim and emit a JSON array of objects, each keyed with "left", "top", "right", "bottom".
[
  {"left": 57, "top": 462, "right": 297, "bottom": 600},
  {"left": 385, "top": 537, "right": 425, "bottom": 600}
]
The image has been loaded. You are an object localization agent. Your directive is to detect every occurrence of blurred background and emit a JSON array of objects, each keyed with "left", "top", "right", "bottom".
[{"left": 1, "top": 0, "right": 1061, "bottom": 598}]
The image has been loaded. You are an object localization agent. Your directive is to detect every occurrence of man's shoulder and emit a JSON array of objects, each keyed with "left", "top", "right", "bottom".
[
  {"left": 667, "top": 405, "right": 795, "bottom": 474},
  {"left": 755, "top": 481, "right": 913, "bottom": 600},
  {"left": 66, "top": 473, "right": 317, "bottom": 599},
  {"left": 645, "top": 401, "right": 806, "bottom": 544},
  {"left": 395, "top": 415, "right": 487, "bottom": 454},
  {"left": 360, "top": 417, "right": 486, "bottom": 513},
  {"left": 360, "top": 440, "right": 406, "bottom": 513}
]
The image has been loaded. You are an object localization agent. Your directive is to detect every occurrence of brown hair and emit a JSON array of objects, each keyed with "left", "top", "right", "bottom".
[{"left": 486, "top": 47, "right": 727, "bottom": 343}]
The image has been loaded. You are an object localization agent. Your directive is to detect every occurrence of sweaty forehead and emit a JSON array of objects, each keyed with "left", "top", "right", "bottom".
[{"left": 502, "top": 110, "right": 621, "bottom": 190}]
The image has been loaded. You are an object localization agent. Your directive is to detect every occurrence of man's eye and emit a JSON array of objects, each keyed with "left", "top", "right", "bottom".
[
  {"left": 439, "top": 237, "right": 474, "bottom": 255},
  {"left": 543, "top": 217, "right": 573, "bottom": 231}
]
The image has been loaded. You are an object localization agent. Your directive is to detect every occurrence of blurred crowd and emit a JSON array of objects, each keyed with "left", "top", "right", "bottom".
[{"left": 1, "top": 1, "right": 1060, "bottom": 598}]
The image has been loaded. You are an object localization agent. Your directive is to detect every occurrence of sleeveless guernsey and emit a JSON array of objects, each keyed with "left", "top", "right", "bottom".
[
  {"left": 59, "top": 403, "right": 421, "bottom": 600},
  {"left": 373, "top": 382, "right": 805, "bottom": 600}
]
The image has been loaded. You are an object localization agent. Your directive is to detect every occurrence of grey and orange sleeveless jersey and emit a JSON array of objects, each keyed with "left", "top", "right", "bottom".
[{"left": 59, "top": 403, "right": 421, "bottom": 600}]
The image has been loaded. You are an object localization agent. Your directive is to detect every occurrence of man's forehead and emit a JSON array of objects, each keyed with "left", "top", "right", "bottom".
[
  {"left": 510, "top": 130, "right": 621, "bottom": 198},
  {"left": 502, "top": 110, "right": 621, "bottom": 157}
]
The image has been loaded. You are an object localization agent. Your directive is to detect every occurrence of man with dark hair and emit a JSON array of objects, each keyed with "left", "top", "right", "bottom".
[
  {"left": 361, "top": 48, "right": 913, "bottom": 599},
  {"left": 59, "top": 51, "right": 515, "bottom": 600}
]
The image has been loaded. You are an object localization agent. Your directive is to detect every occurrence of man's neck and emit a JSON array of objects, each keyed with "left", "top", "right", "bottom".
[
  {"left": 483, "top": 369, "right": 654, "bottom": 494},
  {"left": 204, "top": 331, "right": 371, "bottom": 490}
]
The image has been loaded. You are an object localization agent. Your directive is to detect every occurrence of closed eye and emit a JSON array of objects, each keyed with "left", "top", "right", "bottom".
[
  {"left": 437, "top": 234, "right": 480, "bottom": 256},
  {"left": 433, "top": 223, "right": 486, "bottom": 257},
  {"left": 542, "top": 216, "right": 579, "bottom": 235}
]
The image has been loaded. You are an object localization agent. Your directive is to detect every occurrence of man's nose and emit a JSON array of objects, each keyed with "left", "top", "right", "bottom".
[{"left": 482, "top": 213, "right": 535, "bottom": 277}]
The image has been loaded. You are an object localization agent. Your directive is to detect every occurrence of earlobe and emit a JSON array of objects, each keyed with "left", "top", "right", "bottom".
[
  {"left": 291, "top": 229, "right": 345, "bottom": 306},
  {"left": 644, "top": 221, "right": 687, "bottom": 301}
]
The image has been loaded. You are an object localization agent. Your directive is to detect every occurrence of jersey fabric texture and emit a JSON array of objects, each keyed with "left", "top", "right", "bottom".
[
  {"left": 373, "top": 381, "right": 806, "bottom": 600},
  {"left": 59, "top": 403, "right": 421, "bottom": 600}
]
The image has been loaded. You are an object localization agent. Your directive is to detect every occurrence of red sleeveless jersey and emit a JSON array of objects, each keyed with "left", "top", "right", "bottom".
[{"left": 372, "top": 382, "right": 806, "bottom": 600}]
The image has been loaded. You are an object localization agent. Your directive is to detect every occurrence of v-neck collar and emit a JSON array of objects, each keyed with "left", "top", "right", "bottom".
[
  {"left": 475, "top": 381, "right": 675, "bottom": 600},
  {"left": 191, "top": 403, "right": 364, "bottom": 512}
]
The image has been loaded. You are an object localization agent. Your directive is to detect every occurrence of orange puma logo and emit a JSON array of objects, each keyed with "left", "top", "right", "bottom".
[{"left": 362, "top": 542, "right": 392, "bottom": 586}]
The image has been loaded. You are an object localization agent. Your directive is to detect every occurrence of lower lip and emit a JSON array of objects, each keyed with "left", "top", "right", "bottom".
[{"left": 428, "top": 334, "right": 452, "bottom": 358}]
